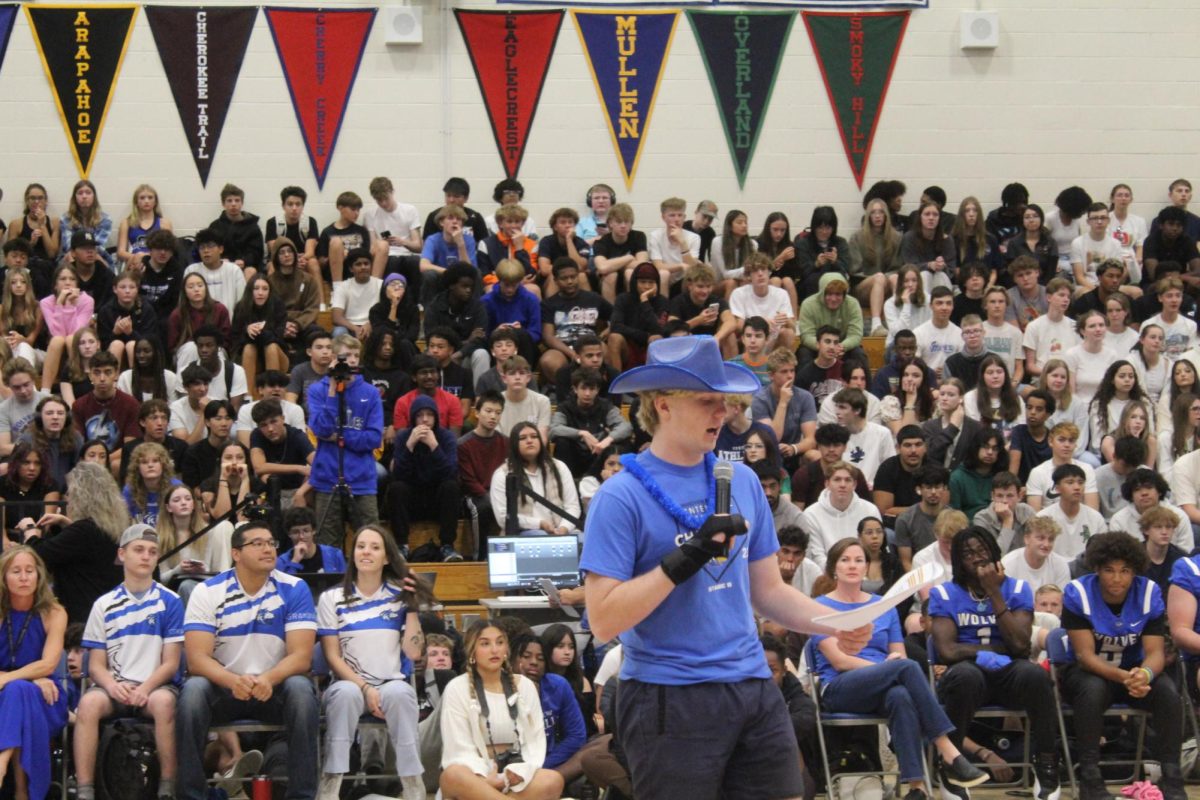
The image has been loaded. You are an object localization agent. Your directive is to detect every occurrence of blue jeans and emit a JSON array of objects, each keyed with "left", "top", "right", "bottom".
[
  {"left": 176, "top": 675, "right": 319, "bottom": 800},
  {"left": 820, "top": 658, "right": 952, "bottom": 782}
]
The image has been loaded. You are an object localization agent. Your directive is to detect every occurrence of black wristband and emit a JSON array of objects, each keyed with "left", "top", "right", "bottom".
[{"left": 660, "top": 543, "right": 712, "bottom": 586}]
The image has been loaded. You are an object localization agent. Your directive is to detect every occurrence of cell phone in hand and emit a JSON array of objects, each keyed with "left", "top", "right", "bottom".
[
  {"left": 380, "top": 231, "right": 391, "bottom": 239},
  {"left": 707, "top": 302, "right": 720, "bottom": 313}
]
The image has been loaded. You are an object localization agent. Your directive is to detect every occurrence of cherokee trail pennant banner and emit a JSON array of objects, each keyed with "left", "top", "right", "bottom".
[
  {"left": 455, "top": 10, "right": 562, "bottom": 180},
  {"left": 25, "top": 4, "right": 138, "bottom": 178},
  {"left": 145, "top": 6, "right": 257, "bottom": 187},
  {"left": 0, "top": 5, "right": 17, "bottom": 77},
  {"left": 265, "top": 6, "right": 375, "bottom": 189},
  {"left": 687, "top": 10, "right": 794, "bottom": 188},
  {"left": 574, "top": 10, "right": 678, "bottom": 190},
  {"left": 803, "top": 10, "right": 908, "bottom": 188}
]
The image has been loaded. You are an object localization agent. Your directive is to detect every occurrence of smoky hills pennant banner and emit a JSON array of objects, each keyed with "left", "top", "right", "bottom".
[
  {"left": 455, "top": 10, "right": 563, "bottom": 180},
  {"left": 687, "top": 10, "right": 795, "bottom": 189},
  {"left": 145, "top": 6, "right": 258, "bottom": 187},
  {"left": 25, "top": 4, "right": 138, "bottom": 178},
  {"left": 574, "top": 10, "right": 679, "bottom": 190},
  {"left": 803, "top": 10, "right": 909, "bottom": 188},
  {"left": 265, "top": 6, "right": 376, "bottom": 189}
]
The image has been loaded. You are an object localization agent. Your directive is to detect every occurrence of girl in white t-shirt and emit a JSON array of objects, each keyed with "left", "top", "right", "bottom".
[
  {"left": 1099, "top": 401, "right": 1156, "bottom": 467},
  {"left": 1038, "top": 358, "right": 1091, "bottom": 461},
  {"left": 1104, "top": 292, "right": 1139, "bottom": 357},
  {"left": 1088, "top": 360, "right": 1149, "bottom": 455},
  {"left": 883, "top": 265, "right": 931, "bottom": 346},
  {"left": 1131, "top": 323, "right": 1168, "bottom": 407},
  {"left": 965, "top": 354, "right": 1025, "bottom": 446},
  {"left": 1064, "top": 310, "right": 1118, "bottom": 407}
]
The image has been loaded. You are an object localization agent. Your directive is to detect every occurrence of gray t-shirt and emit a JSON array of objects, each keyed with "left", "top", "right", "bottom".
[
  {"left": 750, "top": 385, "right": 817, "bottom": 445},
  {"left": 287, "top": 363, "right": 327, "bottom": 413},
  {"left": 895, "top": 504, "right": 939, "bottom": 553},
  {"left": 0, "top": 390, "right": 47, "bottom": 440},
  {"left": 1093, "top": 464, "right": 1129, "bottom": 521}
]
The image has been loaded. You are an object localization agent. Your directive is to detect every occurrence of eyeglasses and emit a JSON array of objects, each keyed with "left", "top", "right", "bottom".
[
  {"left": 237, "top": 538, "right": 277, "bottom": 551},
  {"left": 288, "top": 527, "right": 315, "bottom": 540}
]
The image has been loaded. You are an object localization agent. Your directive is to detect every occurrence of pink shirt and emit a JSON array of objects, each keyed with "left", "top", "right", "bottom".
[{"left": 39, "top": 292, "right": 95, "bottom": 338}]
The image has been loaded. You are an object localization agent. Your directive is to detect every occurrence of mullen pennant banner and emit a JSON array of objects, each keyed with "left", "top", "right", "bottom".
[
  {"left": 804, "top": 10, "right": 909, "bottom": 188},
  {"left": 688, "top": 10, "right": 794, "bottom": 188},
  {"left": 146, "top": 6, "right": 257, "bottom": 187},
  {"left": 26, "top": 4, "right": 137, "bottom": 178},
  {"left": 574, "top": 10, "right": 678, "bottom": 190},
  {"left": 265, "top": 7, "right": 375, "bottom": 189},
  {"left": 0, "top": 5, "right": 17, "bottom": 77},
  {"left": 455, "top": 10, "right": 562, "bottom": 180}
]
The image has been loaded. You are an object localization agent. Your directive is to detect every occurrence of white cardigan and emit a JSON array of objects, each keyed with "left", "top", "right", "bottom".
[{"left": 439, "top": 672, "right": 547, "bottom": 790}]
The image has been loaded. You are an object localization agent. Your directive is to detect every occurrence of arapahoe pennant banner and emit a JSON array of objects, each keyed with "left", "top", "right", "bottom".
[
  {"left": 25, "top": 4, "right": 137, "bottom": 178},
  {"left": 145, "top": 6, "right": 257, "bottom": 187},
  {"left": 687, "top": 10, "right": 794, "bottom": 188},
  {"left": 264, "top": 7, "right": 375, "bottom": 189},
  {"left": 455, "top": 10, "right": 563, "bottom": 180},
  {"left": 574, "top": 10, "right": 678, "bottom": 190},
  {"left": 803, "top": 10, "right": 909, "bottom": 188},
  {"left": 0, "top": 5, "right": 18, "bottom": 77}
]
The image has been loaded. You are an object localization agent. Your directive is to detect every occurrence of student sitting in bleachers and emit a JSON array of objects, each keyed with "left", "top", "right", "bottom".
[
  {"left": 490, "top": 421, "right": 580, "bottom": 538},
  {"left": 550, "top": 368, "right": 632, "bottom": 479},
  {"left": 390, "top": 394, "right": 463, "bottom": 562}
]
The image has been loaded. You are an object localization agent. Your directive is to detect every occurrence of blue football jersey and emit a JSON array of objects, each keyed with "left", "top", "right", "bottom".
[
  {"left": 1170, "top": 556, "right": 1200, "bottom": 662},
  {"left": 928, "top": 577, "right": 1033, "bottom": 648},
  {"left": 1063, "top": 574, "right": 1164, "bottom": 670}
]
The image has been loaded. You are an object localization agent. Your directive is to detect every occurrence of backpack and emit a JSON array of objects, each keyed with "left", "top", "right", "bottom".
[{"left": 97, "top": 720, "right": 159, "bottom": 800}]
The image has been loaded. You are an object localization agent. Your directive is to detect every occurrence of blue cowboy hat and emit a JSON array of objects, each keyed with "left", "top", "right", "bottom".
[{"left": 609, "top": 335, "right": 760, "bottom": 394}]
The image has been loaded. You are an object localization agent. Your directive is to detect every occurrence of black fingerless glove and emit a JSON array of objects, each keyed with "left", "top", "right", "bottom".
[{"left": 660, "top": 513, "right": 748, "bottom": 585}]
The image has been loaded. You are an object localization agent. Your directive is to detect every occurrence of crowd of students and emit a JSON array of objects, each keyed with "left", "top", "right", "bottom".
[{"left": 0, "top": 173, "right": 1199, "bottom": 798}]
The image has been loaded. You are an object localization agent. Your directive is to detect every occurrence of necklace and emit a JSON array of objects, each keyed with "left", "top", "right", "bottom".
[{"left": 620, "top": 451, "right": 717, "bottom": 532}]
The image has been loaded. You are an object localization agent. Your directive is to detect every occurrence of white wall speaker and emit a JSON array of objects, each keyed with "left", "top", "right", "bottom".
[
  {"left": 383, "top": 6, "right": 423, "bottom": 46},
  {"left": 960, "top": 11, "right": 999, "bottom": 50}
]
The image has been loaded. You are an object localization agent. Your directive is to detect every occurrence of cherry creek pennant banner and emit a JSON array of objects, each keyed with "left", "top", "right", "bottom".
[
  {"left": 803, "top": 10, "right": 909, "bottom": 188},
  {"left": 687, "top": 10, "right": 794, "bottom": 189},
  {"left": 455, "top": 10, "right": 562, "bottom": 180},
  {"left": 264, "top": 6, "right": 375, "bottom": 189},
  {"left": 25, "top": 4, "right": 137, "bottom": 178},
  {"left": 0, "top": 5, "right": 17, "bottom": 77},
  {"left": 145, "top": 6, "right": 257, "bottom": 187},
  {"left": 574, "top": 10, "right": 678, "bottom": 190}
]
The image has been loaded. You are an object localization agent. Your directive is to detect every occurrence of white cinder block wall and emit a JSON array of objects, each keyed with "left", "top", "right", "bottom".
[{"left": 1, "top": 0, "right": 1198, "bottom": 238}]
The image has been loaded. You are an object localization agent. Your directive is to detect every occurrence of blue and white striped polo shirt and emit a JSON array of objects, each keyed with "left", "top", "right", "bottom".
[
  {"left": 184, "top": 569, "right": 317, "bottom": 675},
  {"left": 82, "top": 582, "right": 185, "bottom": 684},
  {"left": 318, "top": 582, "right": 411, "bottom": 685}
]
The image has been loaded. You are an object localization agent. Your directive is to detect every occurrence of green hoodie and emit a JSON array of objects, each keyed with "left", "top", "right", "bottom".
[{"left": 797, "top": 272, "right": 864, "bottom": 351}]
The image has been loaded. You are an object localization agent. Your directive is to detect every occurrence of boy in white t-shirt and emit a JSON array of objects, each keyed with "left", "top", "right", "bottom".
[
  {"left": 364, "top": 176, "right": 422, "bottom": 274},
  {"left": 1070, "top": 202, "right": 1131, "bottom": 292},
  {"left": 1143, "top": 275, "right": 1198, "bottom": 361},
  {"left": 982, "top": 286, "right": 1025, "bottom": 383},
  {"left": 912, "top": 286, "right": 960, "bottom": 378},
  {"left": 647, "top": 196, "right": 700, "bottom": 291},
  {"left": 1034, "top": 463, "right": 1106, "bottom": 559},
  {"left": 833, "top": 387, "right": 895, "bottom": 488},
  {"left": 1000, "top": 515, "right": 1071, "bottom": 590},
  {"left": 184, "top": 228, "right": 247, "bottom": 314},
  {"left": 1025, "top": 421, "right": 1100, "bottom": 511},
  {"left": 1022, "top": 277, "right": 1080, "bottom": 380},
  {"left": 729, "top": 254, "right": 794, "bottom": 351},
  {"left": 331, "top": 248, "right": 383, "bottom": 340}
]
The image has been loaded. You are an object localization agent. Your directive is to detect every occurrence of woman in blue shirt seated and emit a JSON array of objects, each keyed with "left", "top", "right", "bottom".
[
  {"left": 811, "top": 537, "right": 987, "bottom": 800},
  {"left": 1061, "top": 532, "right": 1183, "bottom": 800}
]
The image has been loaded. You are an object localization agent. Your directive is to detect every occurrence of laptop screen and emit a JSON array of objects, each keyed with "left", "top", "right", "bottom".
[{"left": 487, "top": 535, "right": 580, "bottom": 590}]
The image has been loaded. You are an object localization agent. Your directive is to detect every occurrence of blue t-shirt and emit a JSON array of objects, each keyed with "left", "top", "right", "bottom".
[
  {"left": 580, "top": 450, "right": 778, "bottom": 684},
  {"left": 1170, "top": 556, "right": 1200, "bottom": 661},
  {"left": 811, "top": 595, "right": 901, "bottom": 684},
  {"left": 421, "top": 232, "right": 478, "bottom": 268},
  {"left": 928, "top": 577, "right": 1033, "bottom": 648},
  {"left": 1063, "top": 574, "right": 1164, "bottom": 670}
]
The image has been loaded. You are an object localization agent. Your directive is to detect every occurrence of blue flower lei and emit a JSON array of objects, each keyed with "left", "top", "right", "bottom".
[{"left": 620, "top": 451, "right": 717, "bottom": 532}]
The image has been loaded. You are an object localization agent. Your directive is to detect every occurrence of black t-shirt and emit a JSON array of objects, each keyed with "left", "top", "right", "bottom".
[
  {"left": 249, "top": 425, "right": 314, "bottom": 490},
  {"left": 537, "top": 235, "right": 592, "bottom": 264},
  {"left": 76, "top": 263, "right": 113, "bottom": 306},
  {"left": 592, "top": 230, "right": 648, "bottom": 260},
  {"left": 951, "top": 294, "right": 985, "bottom": 326},
  {"left": 316, "top": 222, "right": 370, "bottom": 259},
  {"left": 793, "top": 359, "right": 844, "bottom": 407},
  {"left": 873, "top": 456, "right": 921, "bottom": 509},
  {"left": 541, "top": 291, "right": 612, "bottom": 347},
  {"left": 138, "top": 256, "right": 184, "bottom": 321},
  {"left": 668, "top": 293, "right": 726, "bottom": 336},
  {"left": 1144, "top": 232, "right": 1200, "bottom": 268},
  {"left": 683, "top": 221, "right": 717, "bottom": 262},
  {"left": 362, "top": 364, "right": 413, "bottom": 414},
  {"left": 265, "top": 216, "right": 320, "bottom": 253},
  {"left": 438, "top": 362, "right": 475, "bottom": 403},
  {"left": 180, "top": 438, "right": 224, "bottom": 488}
]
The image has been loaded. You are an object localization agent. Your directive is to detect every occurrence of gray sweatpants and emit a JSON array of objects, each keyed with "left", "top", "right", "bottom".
[{"left": 322, "top": 679, "right": 422, "bottom": 777}]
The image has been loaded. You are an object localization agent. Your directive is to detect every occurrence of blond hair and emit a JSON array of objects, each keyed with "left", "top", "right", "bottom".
[
  {"left": 933, "top": 509, "right": 968, "bottom": 541},
  {"left": 66, "top": 462, "right": 132, "bottom": 542},
  {"left": 495, "top": 258, "right": 525, "bottom": 283},
  {"left": 635, "top": 390, "right": 699, "bottom": 436},
  {"left": 0, "top": 547, "right": 60, "bottom": 618},
  {"left": 125, "top": 442, "right": 176, "bottom": 517}
]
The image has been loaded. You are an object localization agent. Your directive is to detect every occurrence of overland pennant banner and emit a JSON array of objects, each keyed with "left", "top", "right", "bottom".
[
  {"left": 265, "top": 7, "right": 375, "bottom": 189},
  {"left": 25, "top": 4, "right": 138, "bottom": 178},
  {"left": 687, "top": 10, "right": 794, "bottom": 188},
  {"left": 0, "top": 5, "right": 17, "bottom": 77},
  {"left": 574, "top": 10, "right": 679, "bottom": 189},
  {"left": 455, "top": 10, "right": 562, "bottom": 180},
  {"left": 146, "top": 6, "right": 257, "bottom": 187},
  {"left": 803, "top": 10, "right": 908, "bottom": 188}
]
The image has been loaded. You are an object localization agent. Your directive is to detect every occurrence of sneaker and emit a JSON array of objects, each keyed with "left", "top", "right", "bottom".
[
  {"left": 317, "top": 773, "right": 343, "bottom": 800},
  {"left": 215, "top": 750, "right": 263, "bottom": 798},
  {"left": 871, "top": 323, "right": 888, "bottom": 337},
  {"left": 400, "top": 774, "right": 426, "bottom": 800},
  {"left": 1158, "top": 763, "right": 1186, "bottom": 800},
  {"left": 943, "top": 755, "right": 989, "bottom": 789},
  {"left": 1032, "top": 753, "right": 1061, "bottom": 800},
  {"left": 937, "top": 777, "right": 970, "bottom": 800},
  {"left": 1077, "top": 766, "right": 1113, "bottom": 800},
  {"left": 440, "top": 544, "right": 464, "bottom": 562},
  {"left": 903, "top": 789, "right": 929, "bottom": 800}
]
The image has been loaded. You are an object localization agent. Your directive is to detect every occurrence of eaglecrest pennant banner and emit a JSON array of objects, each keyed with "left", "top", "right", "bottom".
[
  {"left": 687, "top": 10, "right": 794, "bottom": 188},
  {"left": 0, "top": 5, "right": 17, "bottom": 77},
  {"left": 573, "top": 10, "right": 678, "bottom": 190},
  {"left": 145, "top": 6, "right": 257, "bottom": 187},
  {"left": 455, "top": 10, "right": 563, "bottom": 180},
  {"left": 264, "top": 6, "right": 375, "bottom": 189},
  {"left": 25, "top": 4, "right": 138, "bottom": 178},
  {"left": 803, "top": 10, "right": 909, "bottom": 188}
]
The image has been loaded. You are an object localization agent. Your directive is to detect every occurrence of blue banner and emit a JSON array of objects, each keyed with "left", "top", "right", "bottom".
[
  {"left": 0, "top": 5, "right": 16, "bottom": 76},
  {"left": 574, "top": 10, "right": 679, "bottom": 189}
]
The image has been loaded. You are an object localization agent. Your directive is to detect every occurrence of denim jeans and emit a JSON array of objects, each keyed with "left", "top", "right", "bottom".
[
  {"left": 820, "top": 658, "right": 952, "bottom": 782},
  {"left": 176, "top": 675, "right": 319, "bottom": 800}
]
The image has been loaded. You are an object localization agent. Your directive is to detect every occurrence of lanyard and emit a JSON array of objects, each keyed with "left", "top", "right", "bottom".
[{"left": 4, "top": 611, "right": 35, "bottom": 670}]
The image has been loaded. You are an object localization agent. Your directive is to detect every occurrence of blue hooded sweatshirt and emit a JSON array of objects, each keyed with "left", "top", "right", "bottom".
[
  {"left": 393, "top": 394, "right": 458, "bottom": 485},
  {"left": 307, "top": 374, "right": 384, "bottom": 495}
]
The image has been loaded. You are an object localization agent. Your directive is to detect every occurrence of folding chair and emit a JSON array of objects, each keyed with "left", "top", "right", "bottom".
[
  {"left": 1176, "top": 659, "right": 1200, "bottom": 783},
  {"left": 804, "top": 638, "right": 931, "bottom": 800},
  {"left": 1044, "top": 627, "right": 1149, "bottom": 796},
  {"left": 925, "top": 635, "right": 1034, "bottom": 788}
]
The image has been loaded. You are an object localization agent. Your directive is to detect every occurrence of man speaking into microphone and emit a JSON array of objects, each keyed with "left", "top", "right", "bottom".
[{"left": 581, "top": 335, "right": 871, "bottom": 800}]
